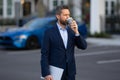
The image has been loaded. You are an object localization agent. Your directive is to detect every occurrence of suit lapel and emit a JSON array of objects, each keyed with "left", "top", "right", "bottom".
[
  {"left": 67, "top": 27, "right": 71, "bottom": 49},
  {"left": 54, "top": 24, "right": 66, "bottom": 49}
]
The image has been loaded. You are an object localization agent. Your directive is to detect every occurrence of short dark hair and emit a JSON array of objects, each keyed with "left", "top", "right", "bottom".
[{"left": 55, "top": 5, "right": 69, "bottom": 15}]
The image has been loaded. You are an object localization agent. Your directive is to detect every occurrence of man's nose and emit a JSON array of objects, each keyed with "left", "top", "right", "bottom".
[
  {"left": 66, "top": 17, "right": 69, "bottom": 21},
  {"left": 66, "top": 16, "right": 70, "bottom": 19}
]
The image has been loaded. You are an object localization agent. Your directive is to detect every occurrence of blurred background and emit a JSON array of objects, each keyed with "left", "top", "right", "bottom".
[
  {"left": 0, "top": 0, "right": 120, "bottom": 80},
  {"left": 0, "top": 0, "right": 120, "bottom": 36}
]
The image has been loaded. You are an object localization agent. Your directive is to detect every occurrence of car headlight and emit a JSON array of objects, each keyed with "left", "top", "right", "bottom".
[
  {"left": 15, "top": 35, "right": 27, "bottom": 39},
  {"left": 19, "top": 35, "right": 27, "bottom": 39}
]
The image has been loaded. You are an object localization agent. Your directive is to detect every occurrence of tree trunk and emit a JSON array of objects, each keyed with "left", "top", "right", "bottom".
[{"left": 36, "top": 0, "right": 46, "bottom": 17}]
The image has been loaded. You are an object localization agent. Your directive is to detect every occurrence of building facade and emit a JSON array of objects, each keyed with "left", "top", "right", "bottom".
[
  {"left": 0, "top": 0, "right": 119, "bottom": 34},
  {"left": 105, "top": 0, "right": 120, "bottom": 16},
  {"left": 90, "top": 0, "right": 120, "bottom": 34},
  {"left": 42, "top": 0, "right": 82, "bottom": 21},
  {"left": 43, "top": 0, "right": 68, "bottom": 12},
  {"left": 0, "top": 0, "right": 82, "bottom": 21},
  {"left": 105, "top": 0, "right": 120, "bottom": 33},
  {"left": 0, "top": 0, "right": 37, "bottom": 19}
]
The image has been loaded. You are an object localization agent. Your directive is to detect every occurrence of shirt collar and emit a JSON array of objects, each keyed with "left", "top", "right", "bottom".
[{"left": 56, "top": 22, "right": 68, "bottom": 31}]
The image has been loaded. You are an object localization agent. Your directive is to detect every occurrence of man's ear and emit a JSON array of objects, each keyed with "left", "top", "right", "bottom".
[{"left": 56, "top": 14, "right": 59, "bottom": 19}]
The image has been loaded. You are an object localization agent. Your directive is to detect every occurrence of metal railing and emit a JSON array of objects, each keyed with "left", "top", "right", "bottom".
[{"left": 105, "top": 15, "right": 120, "bottom": 34}]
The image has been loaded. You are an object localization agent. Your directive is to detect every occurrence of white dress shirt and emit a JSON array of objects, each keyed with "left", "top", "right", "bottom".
[{"left": 57, "top": 23, "right": 68, "bottom": 49}]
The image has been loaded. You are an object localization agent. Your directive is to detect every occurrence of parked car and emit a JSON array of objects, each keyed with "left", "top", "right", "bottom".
[{"left": 0, "top": 17, "right": 87, "bottom": 49}]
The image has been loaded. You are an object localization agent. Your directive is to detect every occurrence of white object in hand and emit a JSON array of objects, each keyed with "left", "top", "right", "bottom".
[
  {"left": 41, "top": 65, "right": 64, "bottom": 80},
  {"left": 66, "top": 17, "right": 73, "bottom": 24}
]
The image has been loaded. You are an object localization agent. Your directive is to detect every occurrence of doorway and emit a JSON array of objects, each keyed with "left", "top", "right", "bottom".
[{"left": 23, "top": 2, "right": 31, "bottom": 16}]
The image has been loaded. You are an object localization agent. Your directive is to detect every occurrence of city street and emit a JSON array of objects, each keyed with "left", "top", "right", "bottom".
[
  {"left": 0, "top": 44, "right": 120, "bottom": 80},
  {"left": 1, "top": 0, "right": 120, "bottom": 80}
]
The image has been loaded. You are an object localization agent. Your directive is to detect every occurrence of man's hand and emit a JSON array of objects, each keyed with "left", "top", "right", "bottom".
[
  {"left": 45, "top": 75, "right": 53, "bottom": 80},
  {"left": 70, "top": 20, "right": 79, "bottom": 34}
]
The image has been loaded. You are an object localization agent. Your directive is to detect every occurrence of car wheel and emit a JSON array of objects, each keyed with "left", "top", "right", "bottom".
[{"left": 26, "top": 36, "right": 39, "bottom": 49}]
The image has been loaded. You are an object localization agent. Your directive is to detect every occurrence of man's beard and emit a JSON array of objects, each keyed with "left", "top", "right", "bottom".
[{"left": 60, "top": 20, "right": 67, "bottom": 26}]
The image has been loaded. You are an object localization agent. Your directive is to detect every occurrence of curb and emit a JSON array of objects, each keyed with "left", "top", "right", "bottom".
[{"left": 87, "top": 37, "right": 120, "bottom": 46}]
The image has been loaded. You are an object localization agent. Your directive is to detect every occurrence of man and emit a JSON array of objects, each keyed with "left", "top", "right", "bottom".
[{"left": 41, "top": 5, "right": 87, "bottom": 80}]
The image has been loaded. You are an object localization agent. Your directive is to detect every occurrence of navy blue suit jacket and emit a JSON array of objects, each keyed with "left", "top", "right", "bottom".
[{"left": 41, "top": 23, "right": 87, "bottom": 77}]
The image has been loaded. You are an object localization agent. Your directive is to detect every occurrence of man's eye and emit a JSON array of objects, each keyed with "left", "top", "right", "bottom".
[{"left": 64, "top": 14, "right": 70, "bottom": 16}]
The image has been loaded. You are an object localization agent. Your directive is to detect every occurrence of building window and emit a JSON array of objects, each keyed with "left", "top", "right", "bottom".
[
  {"left": 111, "top": 1, "right": 115, "bottom": 8},
  {"left": 105, "top": 1, "right": 108, "bottom": 7},
  {"left": 105, "top": 1, "right": 108, "bottom": 15},
  {"left": 106, "top": 10, "right": 108, "bottom": 15},
  {"left": 7, "top": 0, "right": 12, "bottom": 16},
  {"left": 53, "top": 0, "right": 58, "bottom": 7},
  {"left": 61, "top": 0, "right": 64, "bottom": 5},
  {"left": 0, "top": 0, "right": 3, "bottom": 16},
  {"left": 111, "top": 1, "right": 115, "bottom": 15},
  {"left": 111, "top": 10, "right": 114, "bottom": 15}
]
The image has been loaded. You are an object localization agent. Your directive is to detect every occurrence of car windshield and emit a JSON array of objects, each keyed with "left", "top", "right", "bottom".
[{"left": 22, "top": 18, "right": 48, "bottom": 29}]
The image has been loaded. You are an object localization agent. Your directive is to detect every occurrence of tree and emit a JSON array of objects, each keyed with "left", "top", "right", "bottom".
[{"left": 36, "top": 0, "right": 47, "bottom": 17}]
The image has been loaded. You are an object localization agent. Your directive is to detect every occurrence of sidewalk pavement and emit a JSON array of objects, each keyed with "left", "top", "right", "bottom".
[{"left": 87, "top": 35, "right": 120, "bottom": 46}]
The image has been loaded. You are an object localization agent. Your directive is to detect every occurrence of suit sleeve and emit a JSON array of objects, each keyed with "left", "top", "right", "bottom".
[
  {"left": 40, "top": 30, "right": 50, "bottom": 77},
  {"left": 75, "top": 35, "right": 87, "bottom": 49}
]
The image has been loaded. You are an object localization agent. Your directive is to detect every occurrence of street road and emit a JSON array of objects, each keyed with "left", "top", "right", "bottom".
[{"left": 0, "top": 44, "right": 120, "bottom": 80}]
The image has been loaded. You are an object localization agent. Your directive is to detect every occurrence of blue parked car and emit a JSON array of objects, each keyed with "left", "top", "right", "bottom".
[{"left": 0, "top": 17, "right": 87, "bottom": 49}]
